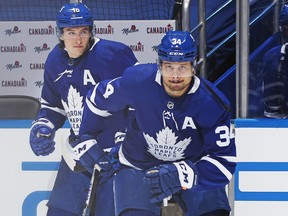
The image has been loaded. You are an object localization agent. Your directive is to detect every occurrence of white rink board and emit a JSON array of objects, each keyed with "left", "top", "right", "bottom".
[
  {"left": 0, "top": 20, "right": 175, "bottom": 100},
  {"left": 233, "top": 119, "right": 288, "bottom": 216},
  {"left": 234, "top": 201, "right": 288, "bottom": 216},
  {"left": 2, "top": 119, "right": 288, "bottom": 216},
  {"left": 0, "top": 121, "right": 69, "bottom": 216}
]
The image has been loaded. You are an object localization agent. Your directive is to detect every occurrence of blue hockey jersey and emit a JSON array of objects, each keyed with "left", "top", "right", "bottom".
[
  {"left": 37, "top": 37, "right": 138, "bottom": 149},
  {"left": 80, "top": 63, "right": 237, "bottom": 190}
]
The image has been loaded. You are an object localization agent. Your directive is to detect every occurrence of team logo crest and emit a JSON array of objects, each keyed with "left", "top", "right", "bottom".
[
  {"left": 144, "top": 127, "right": 191, "bottom": 161},
  {"left": 61, "top": 85, "right": 83, "bottom": 135}
]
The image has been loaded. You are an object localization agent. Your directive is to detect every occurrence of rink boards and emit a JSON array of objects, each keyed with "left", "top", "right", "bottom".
[
  {"left": 233, "top": 119, "right": 288, "bottom": 216},
  {"left": 1, "top": 119, "right": 288, "bottom": 215}
]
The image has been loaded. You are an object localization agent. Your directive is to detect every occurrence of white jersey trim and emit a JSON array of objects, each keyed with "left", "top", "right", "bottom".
[
  {"left": 89, "top": 83, "right": 99, "bottom": 107},
  {"left": 89, "top": 37, "right": 101, "bottom": 51},
  {"left": 155, "top": 70, "right": 162, "bottom": 86},
  {"left": 219, "top": 155, "right": 238, "bottom": 163},
  {"left": 41, "top": 104, "right": 66, "bottom": 116},
  {"left": 188, "top": 76, "right": 200, "bottom": 94},
  {"left": 201, "top": 155, "right": 233, "bottom": 180},
  {"left": 86, "top": 97, "right": 112, "bottom": 117},
  {"left": 119, "top": 145, "right": 142, "bottom": 170},
  {"left": 32, "top": 118, "right": 55, "bottom": 129}
]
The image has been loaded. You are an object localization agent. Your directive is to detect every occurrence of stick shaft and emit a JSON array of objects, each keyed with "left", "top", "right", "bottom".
[{"left": 82, "top": 166, "right": 98, "bottom": 216}]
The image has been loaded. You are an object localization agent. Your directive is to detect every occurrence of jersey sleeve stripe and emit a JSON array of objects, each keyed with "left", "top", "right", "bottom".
[
  {"left": 85, "top": 97, "right": 111, "bottom": 117},
  {"left": 89, "top": 83, "right": 99, "bottom": 106},
  {"left": 201, "top": 156, "right": 233, "bottom": 180},
  {"left": 32, "top": 118, "right": 55, "bottom": 129},
  {"left": 41, "top": 104, "right": 66, "bottom": 116},
  {"left": 118, "top": 145, "right": 142, "bottom": 170},
  {"left": 218, "top": 155, "right": 237, "bottom": 163}
]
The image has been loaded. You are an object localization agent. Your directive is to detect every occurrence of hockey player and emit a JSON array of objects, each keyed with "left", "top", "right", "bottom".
[
  {"left": 75, "top": 30, "right": 237, "bottom": 216},
  {"left": 261, "top": 4, "right": 288, "bottom": 118},
  {"left": 29, "top": 3, "right": 138, "bottom": 216},
  {"left": 263, "top": 43, "right": 288, "bottom": 118},
  {"left": 278, "top": 4, "right": 288, "bottom": 44},
  {"left": 248, "top": 4, "right": 288, "bottom": 117}
]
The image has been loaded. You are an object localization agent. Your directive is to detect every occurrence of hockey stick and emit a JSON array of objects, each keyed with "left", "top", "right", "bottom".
[
  {"left": 37, "top": 131, "right": 98, "bottom": 214},
  {"left": 82, "top": 165, "right": 99, "bottom": 216}
]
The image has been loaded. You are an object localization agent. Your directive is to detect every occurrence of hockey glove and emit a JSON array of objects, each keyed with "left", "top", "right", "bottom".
[
  {"left": 72, "top": 134, "right": 113, "bottom": 174},
  {"left": 29, "top": 118, "right": 56, "bottom": 156},
  {"left": 97, "top": 145, "right": 121, "bottom": 185},
  {"left": 145, "top": 160, "right": 197, "bottom": 203}
]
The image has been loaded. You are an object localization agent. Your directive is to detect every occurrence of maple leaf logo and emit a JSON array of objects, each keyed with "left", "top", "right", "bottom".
[
  {"left": 61, "top": 85, "right": 84, "bottom": 135},
  {"left": 144, "top": 127, "right": 191, "bottom": 161}
]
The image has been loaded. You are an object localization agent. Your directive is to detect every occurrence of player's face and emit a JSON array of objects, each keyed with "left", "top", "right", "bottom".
[
  {"left": 161, "top": 61, "right": 194, "bottom": 98},
  {"left": 60, "top": 26, "right": 91, "bottom": 58}
]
